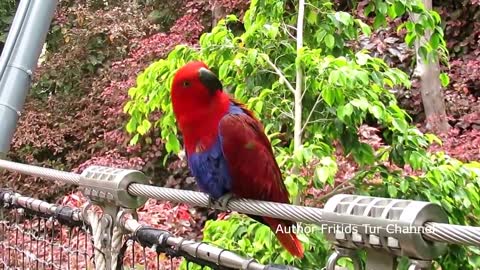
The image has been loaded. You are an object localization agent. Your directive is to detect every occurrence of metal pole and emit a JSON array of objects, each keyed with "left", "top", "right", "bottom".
[{"left": 0, "top": 0, "right": 58, "bottom": 156}]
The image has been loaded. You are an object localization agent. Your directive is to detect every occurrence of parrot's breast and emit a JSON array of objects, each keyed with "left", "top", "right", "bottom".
[{"left": 187, "top": 102, "right": 245, "bottom": 198}]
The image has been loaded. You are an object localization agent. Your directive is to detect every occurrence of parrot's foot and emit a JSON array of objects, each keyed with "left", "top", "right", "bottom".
[{"left": 208, "top": 193, "right": 233, "bottom": 211}]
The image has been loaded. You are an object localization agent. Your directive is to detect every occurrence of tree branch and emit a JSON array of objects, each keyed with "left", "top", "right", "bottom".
[
  {"left": 263, "top": 56, "right": 296, "bottom": 94},
  {"left": 301, "top": 97, "right": 321, "bottom": 133},
  {"left": 293, "top": 0, "right": 305, "bottom": 152},
  {"left": 301, "top": 80, "right": 324, "bottom": 133},
  {"left": 310, "top": 178, "right": 357, "bottom": 204},
  {"left": 314, "top": 186, "right": 356, "bottom": 203},
  {"left": 292, "top": 0, "right": 306, "bottom": 206},
  {"left": 281, "top": 23, "right": 297, "bottom": 40}
]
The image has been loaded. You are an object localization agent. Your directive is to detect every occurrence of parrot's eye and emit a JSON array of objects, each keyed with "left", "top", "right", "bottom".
[{"left": 182, "top": 80, "right": 191, "bottom": 88}]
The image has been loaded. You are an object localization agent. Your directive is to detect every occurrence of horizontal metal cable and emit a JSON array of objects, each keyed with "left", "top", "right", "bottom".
[
  {"left": 0, "top": 190, "right": 83, "bottom": 222},
  {"left": 2, "top": 159, "right": 480, "bottom": 249},
  {"left": 122, "top": 218, "right": 273, "bottom": 270},
  {"left": 0, "top": 159, "right": 80, "bottom": 185},
  {"left": 128, "top": 183, "right": 323, "bottom": 225},
  {"left": 424, "top": 222, "right": 480, "bottom": 247}
]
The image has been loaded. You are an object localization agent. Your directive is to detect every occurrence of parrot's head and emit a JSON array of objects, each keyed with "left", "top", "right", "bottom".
[{"left": 170, "top": 61, "right": 228, "bottom": 130}]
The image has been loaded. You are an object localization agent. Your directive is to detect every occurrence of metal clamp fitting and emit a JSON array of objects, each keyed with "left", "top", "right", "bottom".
[
  {"left": 323, "top": 194, "right": 448, "bottom": 260},
  {"left": 80, "top": 166, "right": 149, "bottom": 209}
]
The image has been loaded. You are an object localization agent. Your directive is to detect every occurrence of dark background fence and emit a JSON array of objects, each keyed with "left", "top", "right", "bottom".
[
  {"left": 1, "top": 188, "right": 299, "bottom": 270},
  {"left": 0, "top": 202, "right": 94, "bottom": 269}
]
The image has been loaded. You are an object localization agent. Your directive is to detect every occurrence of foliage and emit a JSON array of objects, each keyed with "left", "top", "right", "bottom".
[
  {"left": 179, "top": 214, "right": 331, "bottom": 270},
  {"left": 355, "top": 154, "right": 480, "bottom": 268},
  {"left": 436, "top": 0, "right": 480, "bottom": 119},
  {"left": 33, "top": 1, "right": 157, "bottom": 97},
  {"left": 0, "top": 0, "right": 16, "bottom": 44},
  {"left": 395, "top": 0, "right": 480, "bottom": 120},
  {"left": 1, "top": 0, "right": 154, "bottom": 199},
  {"left": 122, "top": 0, "right": 480, "bottom": 269},
  {"left": 0, "top": 0, "right": 215, "bottom": 199},
  {"left": 125, "top": 0, "right": 446, "bottom": 163}
]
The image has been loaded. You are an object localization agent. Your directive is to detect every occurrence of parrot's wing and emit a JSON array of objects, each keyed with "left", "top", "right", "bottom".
[
  {"left": 219, "top": 103, "right": 304, "bottom": 259},
  {"left": 218, "top": 109, "right": 290, "bottom": 203}
]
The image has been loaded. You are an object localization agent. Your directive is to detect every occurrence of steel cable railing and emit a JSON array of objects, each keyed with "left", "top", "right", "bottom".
[{"left": 2, "top": 158, "right": 480, "bottom": 249}]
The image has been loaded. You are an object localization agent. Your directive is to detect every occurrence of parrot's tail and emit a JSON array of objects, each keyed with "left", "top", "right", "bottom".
[{"left": 265, "top": 217, "right": 304, "bottom": 258}]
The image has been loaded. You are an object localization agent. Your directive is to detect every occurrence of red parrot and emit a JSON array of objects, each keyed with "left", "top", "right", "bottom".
[{"left": 170, "top": 61, "right": 304, "bottom": 258}]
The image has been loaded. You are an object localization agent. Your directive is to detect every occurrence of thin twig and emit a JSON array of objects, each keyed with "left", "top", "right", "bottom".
[
  {"left": 314, "top": 186, "right": 356, "bottom": 203},
  {"left": 280, "top": 110, "right": 294, "bottom": 119},
  {"left": 304, "top": 118, "right": 332, "bottom": 125},
  {"left": 263, "top": 56, "right": 296, "bottom": 94},
  {"left": 281, "top": 23, "right": 297, "bottom": 40},
  {"left": 301, "top": 98, "right": 321, "bottom": 132},
  {"left": 301, "top": 79, "right": 324, "bottom": 133}
]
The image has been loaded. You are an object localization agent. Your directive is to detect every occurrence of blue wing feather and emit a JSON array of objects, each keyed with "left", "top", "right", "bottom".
[
  {"left": 187, "top": 103, "right": 244, "bottom": 199},
  {"left": 188, "top": 137, "right": 231, "bottom": 199}
]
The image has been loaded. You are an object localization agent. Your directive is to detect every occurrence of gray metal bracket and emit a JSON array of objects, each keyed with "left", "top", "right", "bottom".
[
  {"left": 326, "top": 247, "right": 363, "bottom": 270},
  {"left": 322, "top": 194, "right": 449, "bottom": 270},
  {"left": 80, "top": 166, "right": 149, "bottom": 269}
]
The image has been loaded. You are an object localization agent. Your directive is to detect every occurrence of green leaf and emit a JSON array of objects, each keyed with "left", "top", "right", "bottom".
[
  {"left": 415, "top": 23, "right": 425, "bottom": 36},
  {"left": 364, "top": 2, "right": 375, "bottom": 16},
  {"left": 387, "top": 184, "right": 398, "bottom": 197},
  {"left": 307, "top": 10, "right": 317, "bottom": 25},
  {"left": 393, "top": 2, "right": 405, "bottom": 17},
  {"left": 408, "top": 151, "right": 424, "bottom": 170},
  {"left": 315, "top": 29, "right": 327, "bottom": 43},
  {"left": 219, "top": 62, "right": 230, "bottom": 79},
  {"left": 375, "top": 1, "right": 388, "bottom": 15},
  {"left": 392, "top": 118, "right": 408, "bottom": 133},
  {"left": 129, "top": 134, "right": 140, "bottom": 145},
  {"left": 322, "top": 87, "right": 336, "bottom": 106},
  {"left": 328, "top": 70, "right": 340, "bottom": 85},
  {"left": 431, "top": 11, "right": 442, "bottom": 24},
  {"left": 350, "top": 98, "right": 369, "bottom": 111},
  {"left": 425, "top": 133, "right": 442, "bottom": 145},
  {"left": 439, "top": 73, "right": 450, "bottom": 87},
  {"left": 255, "top": 100, "right": 264, "bottom": 113},
  {"left": 335, "top": 12, "right": 352, "bottom": 26},
  {"left": 369, "top": 105, "right": 384, "bottom": 119},
  {"left": 400, "top": 180, "right": 409, "bottom": 193},
  {"left": 337, "top": 104, "right": 354, "bottom": 121},
  {"left": 387, "top": 5, "right": 396, "bottom": 19},
  {"left": 142, "top": 119, "right": 152, "bottom": 133},
  {"left": 315, "top": 167, "right": 330, "bottom": 186},
  {"left": 357, "top": 71, "right": 370, "bottom": 85},
  {"left": 126, "top": 119, "right": 136, "bottom": 133},
  {"left": 373, "top": 13, "right": 386, "bottom": 28},
  {"left": 166, "top": 133, "right": 180, "bottom": 153},
  {"left": 356, "top": 19, "right": 372, "bottom": 36},
  {"left": 405, "top": 32, "right": 416, "bottom": 47},
  {"left": 354, "top": 143, "right": 375, "bottom": 165},
  {"left": 430, "top": 32, "right": 441, "bottom": 49},
  {"left": 324, "top": 34, "right": 335, "bottom": 49},
  {"left": 356, "top": 52, "right": 370, "bottom": 66}
]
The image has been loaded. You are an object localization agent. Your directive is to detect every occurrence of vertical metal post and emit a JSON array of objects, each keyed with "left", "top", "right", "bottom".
[
  {"left": 364, "top": 249, "right": 397, "bottom": 270},
  {"left": 80, "top": 166, "right": 149, "bottom": 269},
  {"left": 0, "top": 0, "right": 58, "bottom": 157}
]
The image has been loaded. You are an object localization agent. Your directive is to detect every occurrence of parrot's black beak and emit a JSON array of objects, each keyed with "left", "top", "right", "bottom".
[{"left": 198, "top": 67, "right": 223, "bottom": 95}]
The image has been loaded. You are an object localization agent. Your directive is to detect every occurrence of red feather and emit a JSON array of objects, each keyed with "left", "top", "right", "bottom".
[{"left": 219, "top": 100, "right": 304, "bottom": 258}]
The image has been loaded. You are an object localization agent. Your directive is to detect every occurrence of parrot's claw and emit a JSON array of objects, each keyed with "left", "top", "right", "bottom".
[{"left": 208, "top": 193, "right": 233, "bottom": 211}]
